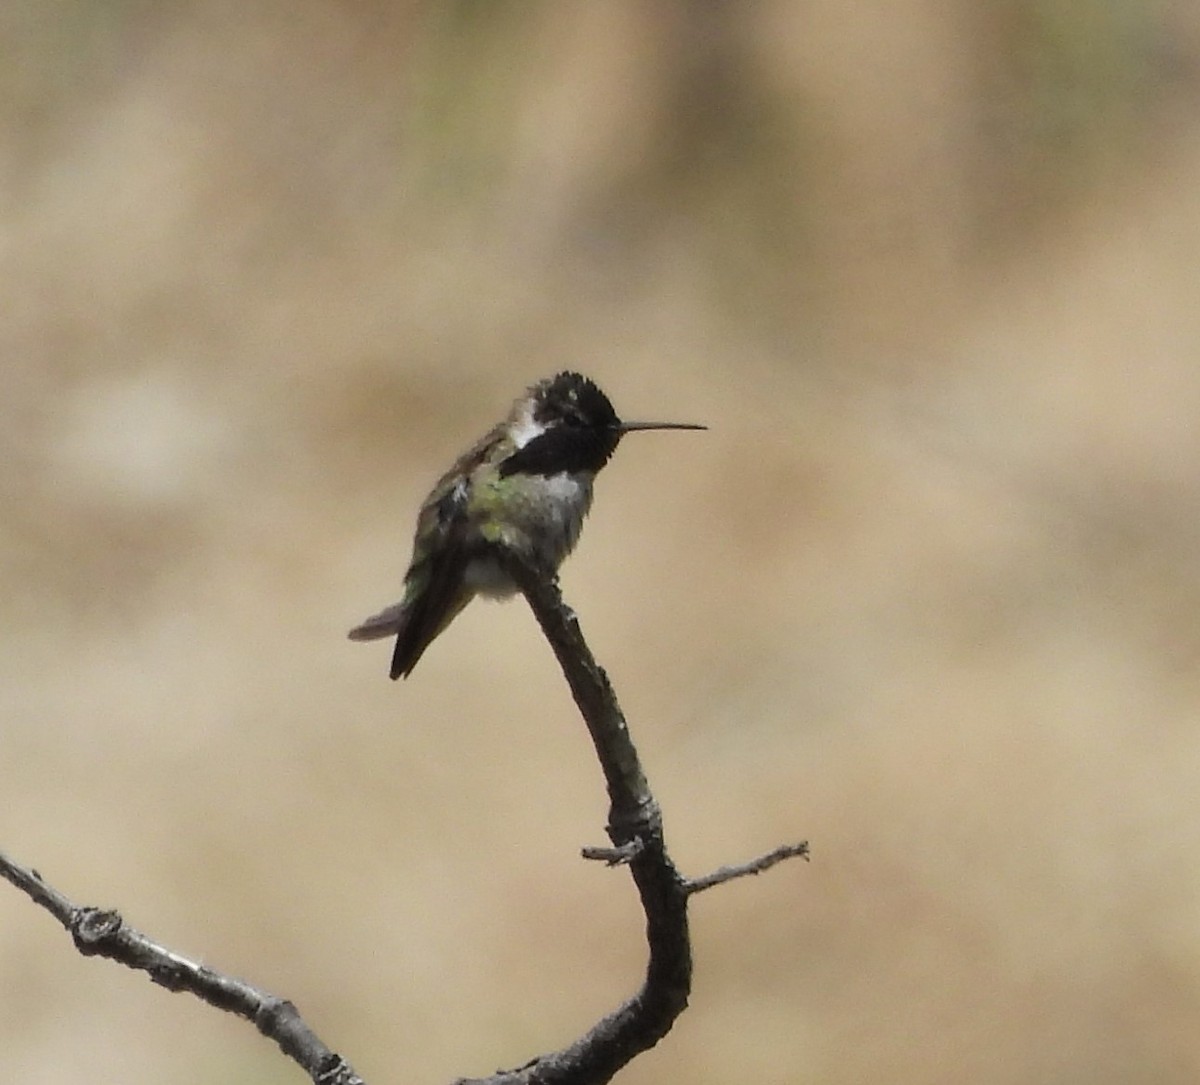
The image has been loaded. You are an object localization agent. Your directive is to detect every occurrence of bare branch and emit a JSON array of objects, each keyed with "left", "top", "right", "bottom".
[
  {"left": 2, "top": 555, "right": 805, "bottom": 1085},
  {"left": 451, "top": 555, "right": 809, "bottom": 1084},
  {"left": 684, "top": 842, "right": 811, "bottom": 895},
  {"left": 0, "top": 849, "right": 365, "bottom": 1085},
  {"left": 448, "top": 559, "right": 692, "bottom": 1085}
]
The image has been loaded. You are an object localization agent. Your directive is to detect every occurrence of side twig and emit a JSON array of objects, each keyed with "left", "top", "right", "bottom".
[
  {"left": 684, "top": 842, "right": 810, "bottom": 895},
  {"left": 0, "top": 850, "right": 364, "bottom": 1085}
]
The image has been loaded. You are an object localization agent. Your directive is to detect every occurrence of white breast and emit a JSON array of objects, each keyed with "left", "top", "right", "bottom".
[{"left": 539, "top": 472, "right": 584, "bottom": 504}]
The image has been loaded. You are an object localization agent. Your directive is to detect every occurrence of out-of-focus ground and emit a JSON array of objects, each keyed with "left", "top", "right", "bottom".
[{"left": 5, "top": 3, "right": 1200, "bottom": 1082}]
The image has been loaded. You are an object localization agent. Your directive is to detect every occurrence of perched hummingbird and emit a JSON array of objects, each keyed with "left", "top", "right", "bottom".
[{"left": 349, "top": 371, "right": 705, "bottom": 679}]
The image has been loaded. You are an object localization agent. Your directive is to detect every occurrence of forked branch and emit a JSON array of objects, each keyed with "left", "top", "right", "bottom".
[
  {"left": 1, "top": 554, "right": 806, "bottom": 1084},
  {"left": 455, "top": 554, "right": 807, "bottom": 1085}
]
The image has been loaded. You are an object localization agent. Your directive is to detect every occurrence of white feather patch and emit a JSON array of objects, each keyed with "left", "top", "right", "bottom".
[{"left": 508, "top": 404, "right": 545, "bottom": 449}]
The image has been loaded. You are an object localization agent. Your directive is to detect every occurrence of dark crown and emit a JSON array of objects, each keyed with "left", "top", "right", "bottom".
[{"left": 532, "top": 372, "right": 620, "bottom": 430}]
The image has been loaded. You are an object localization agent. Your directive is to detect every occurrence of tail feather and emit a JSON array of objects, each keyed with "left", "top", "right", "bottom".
[
  {"left": 353, "top": 542, "right": 474, "bottom": 679},
  {"left": 389, "top": 589, "right": 471, "bottom": 680},
  {"left": 349, "top": 588, "right": 472, "bottom": 679},
  {"left": 348, "top": 602, "right": 406, "bottom": 642}
]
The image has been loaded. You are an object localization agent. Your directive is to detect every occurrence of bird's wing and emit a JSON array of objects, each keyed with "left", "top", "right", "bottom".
[{"left": 388, "top": 473, "right": 477, "bottom": 680}]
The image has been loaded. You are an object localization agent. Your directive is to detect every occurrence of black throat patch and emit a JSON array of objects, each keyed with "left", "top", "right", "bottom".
[{"left": 499, "top": 425, "right": 620, "bottom": 477}]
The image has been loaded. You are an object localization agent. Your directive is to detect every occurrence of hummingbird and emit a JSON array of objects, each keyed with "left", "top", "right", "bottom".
[{"left": 349, "top": 371, "right": 706, "bottom": 679}]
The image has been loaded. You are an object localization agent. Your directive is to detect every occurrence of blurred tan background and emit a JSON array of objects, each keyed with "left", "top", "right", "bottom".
[{"left": 4, "top": 2, "right": 1200, "bottom": 1082}]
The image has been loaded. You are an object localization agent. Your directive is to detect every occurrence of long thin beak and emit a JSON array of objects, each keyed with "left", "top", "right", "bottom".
[{"left": 616, "top": 420, "right": 708, "bottom": 433}]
